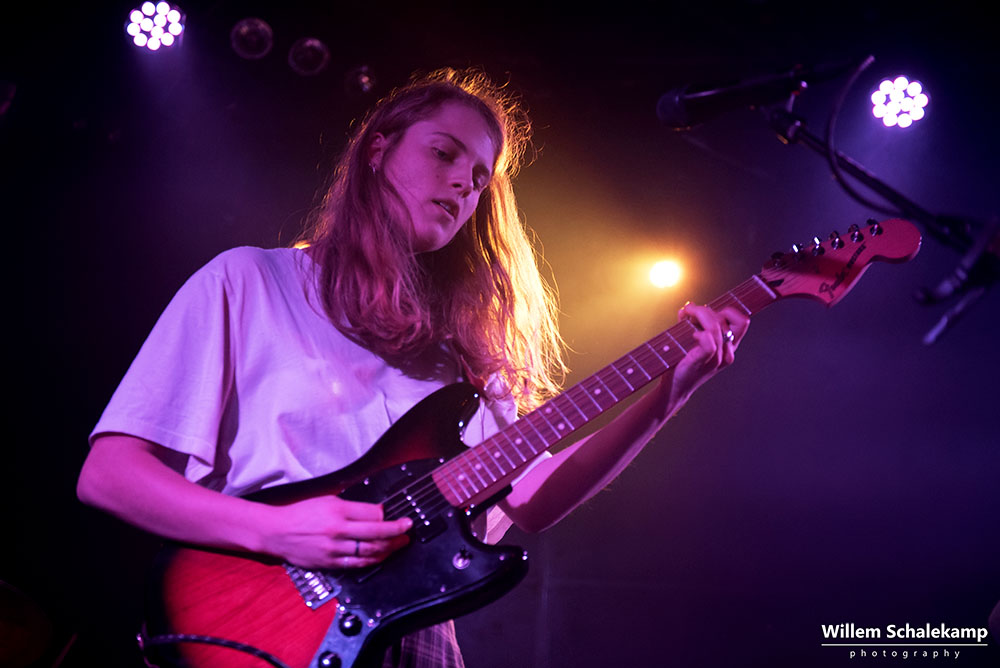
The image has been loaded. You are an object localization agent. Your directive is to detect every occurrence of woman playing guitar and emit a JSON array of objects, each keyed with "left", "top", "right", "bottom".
[{"left": 77, "top": 68, "right": 748, "bottom": 668}]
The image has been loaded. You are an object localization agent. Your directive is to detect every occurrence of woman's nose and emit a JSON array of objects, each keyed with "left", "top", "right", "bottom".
[{"left": 449, "top": 166, "right": 473, "bottom": 195}]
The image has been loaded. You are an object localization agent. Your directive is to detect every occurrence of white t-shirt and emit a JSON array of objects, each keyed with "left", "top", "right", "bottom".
[{"left": 91, "top": 247, "right": 522, "bottom": 535}]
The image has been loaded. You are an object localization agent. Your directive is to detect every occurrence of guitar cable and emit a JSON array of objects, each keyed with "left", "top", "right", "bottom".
[{"left": 138, "top": 627, "right": 293, "bottom": 668}]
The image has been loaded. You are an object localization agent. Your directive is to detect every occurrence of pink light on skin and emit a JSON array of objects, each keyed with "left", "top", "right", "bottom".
[
  {"left": 126, "top": 3, "right": 184, "bottom": 51},
  {"left": 871, "top": 75, "right": 929, "bottom": 129}
]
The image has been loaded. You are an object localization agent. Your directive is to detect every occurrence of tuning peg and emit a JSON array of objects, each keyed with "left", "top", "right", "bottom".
[
  {"left": 828, "top": 231, "right": 844, "bottom": 249},
  {"left": 848, "top": 223, "right": 863, "bottom": 242},
  {"left": 867, "top": 218, "right": 883, "bottom": 236},
  {"left": 791, "top": 243, "right": 806, "bottom": 254},
  {"left": 811, "top": 236, "right": 825, "bottom": 255}
]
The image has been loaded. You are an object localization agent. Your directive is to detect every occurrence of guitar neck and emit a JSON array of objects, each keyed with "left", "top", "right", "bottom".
[{"left": 431, "top": 274, "right": 779, "bottom": 507}]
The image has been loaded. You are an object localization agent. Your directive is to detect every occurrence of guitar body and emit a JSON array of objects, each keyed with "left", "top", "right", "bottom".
[{"left": 145, "top": 383, "right": 529, "bottom": 668}]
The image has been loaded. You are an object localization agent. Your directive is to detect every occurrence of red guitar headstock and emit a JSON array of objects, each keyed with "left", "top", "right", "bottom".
[{"left": 760, "top": 218, "right": 921, "bottom": 306}]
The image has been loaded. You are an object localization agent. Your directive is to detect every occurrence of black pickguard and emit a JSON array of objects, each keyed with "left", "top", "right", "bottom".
[{"left": 309, "top": 455, "right": 528, "bottom": 668}]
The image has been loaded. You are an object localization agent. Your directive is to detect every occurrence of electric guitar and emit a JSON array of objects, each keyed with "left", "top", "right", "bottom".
[{"left": 142, "top": 219, "right": 921, "bottom": 668}]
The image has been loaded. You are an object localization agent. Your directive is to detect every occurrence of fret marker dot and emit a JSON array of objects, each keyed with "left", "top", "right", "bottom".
[
  {"left": 662, "top": 345, "right": 670, "bottom": 352},
  {"left": 626, "top": 368, "right": 633, "bottom": 374},
  {"left": 557, "top": 422, "right": 565, "bottom": 430},
  {"left": 458, "top": 474, "right": 466, "bottom": 481},
  {"left": 544, "top": 407, "right": 552, "bottom": 414},
  {"left": 515, "top": 437, "right": 523, "bottom": 445},
  {"left": 594, "top": 388, "right": 601, "bottom": 395},
  {"left": 493, "top": 451, "right": 501, "bottom": 458},
  {"left": 474, "top": 464, "right": 482, "bottom": 470}
]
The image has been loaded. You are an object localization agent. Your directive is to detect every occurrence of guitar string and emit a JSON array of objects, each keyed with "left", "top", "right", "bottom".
[
  {"left": 379, "top": 233, "right": 885, "bottom": 523},
  {"left": 380, "top": 277, "right": 775, "bottom": 518},
  {"left": 381, "top": 289, "right": 767, "bottom": 521},
  {"left": 380, "top": 281, "right": 773, "bottom": 521},
  {"left": 379, "top": 319, "right": 705, "bottom": 519},
  {"left": 382, "top": 234, "right": 875, "bottom": 517},
  {"left": 379, "top": 278, "right": 774, "bottom": 521}
]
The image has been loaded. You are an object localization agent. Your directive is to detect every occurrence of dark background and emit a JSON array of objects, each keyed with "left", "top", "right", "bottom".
[{"left": 3, "top": 1, "right": 998, "bottom": 667}]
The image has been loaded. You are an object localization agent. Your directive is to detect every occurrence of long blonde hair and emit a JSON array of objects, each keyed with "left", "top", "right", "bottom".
[{"left": 301, "top": 68, "right": 564, "bottom": 412}]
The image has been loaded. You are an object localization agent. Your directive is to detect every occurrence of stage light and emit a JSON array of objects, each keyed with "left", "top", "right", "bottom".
[
  {"left": 125, "top": 2, "right": 184, "bottom": 51},
  {"left": 649, "top": 260, "right": 682, "bottom": 288},
  {"left": 231, "top": 17, "right": 273, "bottom": 60},
  {"left": 871, "top": 76, "right": 928, "bottom": 128}
]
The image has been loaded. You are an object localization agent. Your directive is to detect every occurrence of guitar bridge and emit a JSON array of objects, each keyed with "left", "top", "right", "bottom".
[{"left": 285, "top": 564, "right": 341, "bottom": 609}]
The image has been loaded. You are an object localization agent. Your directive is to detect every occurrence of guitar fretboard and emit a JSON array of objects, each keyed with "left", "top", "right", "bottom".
[{"left": 430, "top": 274, "right": 778, "bottom": 507}]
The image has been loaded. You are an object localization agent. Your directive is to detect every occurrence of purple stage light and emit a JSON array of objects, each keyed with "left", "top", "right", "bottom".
[
  {"left": 126, "top": 2, "right": 184, "bottom": 51},
  {"left": 870, "top": 76, "right": 928, "bottom": 128}
]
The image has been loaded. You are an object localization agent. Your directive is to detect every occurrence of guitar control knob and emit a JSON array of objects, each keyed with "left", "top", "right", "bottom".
[
  {"left": 811, "top": 236, "right": 825, "bottom": 255},
  {"left": 319, "top": 652, "right": 343, "bottom": 668},
  {"left": 829, "top": 231, "right": 844, "bottom": 250},
  {"left": 452, "top": 548, "right": 472, "bottom": 570},
  {"left": 848, "top": 223, "right": 863, "bottom": 242},
  {"left": 339, "top": 613, "right": 363, "bottom": 636}
]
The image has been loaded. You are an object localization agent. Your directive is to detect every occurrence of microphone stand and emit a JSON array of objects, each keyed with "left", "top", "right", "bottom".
[{"left": 764, "top": 104, "right": 998, "bottom": 344}]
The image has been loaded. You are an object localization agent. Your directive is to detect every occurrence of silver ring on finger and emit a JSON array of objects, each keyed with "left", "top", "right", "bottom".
[
  {"left": 724, "top": 329, "right": 735, "bottom": 344},
  {"left": 354, "top": 539, "right": 361, "bottom": 557}
]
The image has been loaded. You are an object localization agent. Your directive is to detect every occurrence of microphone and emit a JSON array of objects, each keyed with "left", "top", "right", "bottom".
[{"left": 656, "top": 62, "right": 854, "bottom": 129}]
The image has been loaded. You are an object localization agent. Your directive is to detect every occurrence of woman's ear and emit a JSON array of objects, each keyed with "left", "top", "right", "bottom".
[{"left": 368, "top": 132, "right": 387, "bottom": 171}]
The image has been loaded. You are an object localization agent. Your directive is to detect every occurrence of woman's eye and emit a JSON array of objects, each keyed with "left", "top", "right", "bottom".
[{"left": 432, "top": 147, "right": 450, "bottom": 160}]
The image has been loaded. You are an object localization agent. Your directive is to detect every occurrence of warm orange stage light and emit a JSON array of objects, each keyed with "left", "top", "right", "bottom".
[{"left": 649, "top": 260, "right": 682, "bottom": 288}]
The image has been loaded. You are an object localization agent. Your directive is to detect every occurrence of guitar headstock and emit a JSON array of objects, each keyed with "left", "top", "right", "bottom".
[{"left": 759, "top": 218, "right": 921, "bottom": 307}]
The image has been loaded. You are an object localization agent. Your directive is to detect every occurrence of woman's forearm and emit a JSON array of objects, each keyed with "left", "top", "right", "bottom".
[
  {"left": 501, "top": 304, "right": 749, "bottom": 533},
  {"left": 500, "top": 377, "right": 683, "bottom": 533},
  {"left": 78, "top": 434, "right": 412, "bottom": 569},
  {"left": 78, "top": 434, "right": 274, "bottom": 552}
]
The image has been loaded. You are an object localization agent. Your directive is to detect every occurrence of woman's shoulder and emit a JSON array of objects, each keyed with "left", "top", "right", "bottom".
[{"left": 198, "top": 246, "right": 309, "bottom": 284}]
